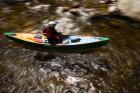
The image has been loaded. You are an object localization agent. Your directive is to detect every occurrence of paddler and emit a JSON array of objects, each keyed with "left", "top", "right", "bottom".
[{"left": 42, "top": 21, "right": 64, "bottom": 44}]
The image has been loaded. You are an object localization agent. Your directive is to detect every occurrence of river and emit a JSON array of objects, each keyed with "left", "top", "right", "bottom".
[{"left": 0, "top": 0, "right": 140, "bottom": 93}]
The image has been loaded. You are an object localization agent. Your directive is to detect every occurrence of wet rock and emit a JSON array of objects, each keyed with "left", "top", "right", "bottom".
[
  {"left": 27, "top": 4, "right": 50, "bottom": 12},
  {"left": 49, "top": 71, "right": 60, "bottom": 78},
  {"left": 55, "top": 85, "right": 65, "bottom": 93},
  {"left": 88, "top": 83, "right": 96, "bottom": 93},
  {"left": 50, "top": 62, "right": 61, "bottom": 67},
  {"left": 108, "top": 5, "right": 119, "bottom": 13},
  {"left": 47, "top": 83, "right": 56, "bottom": 93},
  {"left": 50, "top": 64, "right": 61, "bottom": 71},
  {"left": 62, "top": 7, "right": 71, "bottom": 12},
  {"left": 73, "top": 62, "right": 93, "bottom": 73},
  {"left": 65, "top": 76, "right": 82, "bottom": 85},
  {"left": 55, "top": 17, "right": 80, "bottom": 34},
  {"left": 99, "top": 0, "right": 112, "bottom": 4},
  {"left": 61, "top": 69, "right": 77, "bottom": 76},
  {"left": 39, "top": 68, "right": 47, "bottom": 73},
  {"left": 24, "top": 0, "right": 39, "bottom": 7},
  {"left": 69, "top": 9, "right": 81, "bottom": 17},
  {"left": 90, "top": 59, "right": 110, "bottom": 72},
  {"left": 2, "top": 7, "right": 13, "bottom": 13},
  {"left": 118, "top": 0, "right": 140, "bottom": 20},
  {"left": 71, "top": 2, "right": 81, "bottom": 9},
  {"left": 63, "top": 90, "right": 73, "bottom": 93},
  {"left": 56, "top": 6, "right": 96, "bottom": 23},
  {"left": 56, "top": 7, "right": 74, "bottom": 18},
  {"left": 78, "top": 8, "right": 96, "bottom": 21},
  {"left": 71, "top": 87, "right": 79, "bottom": 93}
]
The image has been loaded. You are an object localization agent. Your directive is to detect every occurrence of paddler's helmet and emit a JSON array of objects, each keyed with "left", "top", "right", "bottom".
[{"left": 47, "top": 21, "right": 57, "bottom": 27}]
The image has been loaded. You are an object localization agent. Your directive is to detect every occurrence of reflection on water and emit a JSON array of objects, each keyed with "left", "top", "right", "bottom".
[{"left": 0, "top": 0, "right": 140, "bottom": 93}]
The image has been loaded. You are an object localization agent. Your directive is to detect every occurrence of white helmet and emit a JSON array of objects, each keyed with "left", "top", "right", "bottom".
[{"left": 47, "top": 21, "right": 57, "bottom": 27}]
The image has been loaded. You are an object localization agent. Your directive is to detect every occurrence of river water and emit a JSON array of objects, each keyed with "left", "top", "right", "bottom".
[{"left": 0, "top": 0, "right": 140, "bottom": 93}]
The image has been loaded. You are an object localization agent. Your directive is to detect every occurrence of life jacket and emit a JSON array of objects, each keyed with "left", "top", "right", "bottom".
[{"left": 42, "top": 27, "right": 64, "bottom": 44}]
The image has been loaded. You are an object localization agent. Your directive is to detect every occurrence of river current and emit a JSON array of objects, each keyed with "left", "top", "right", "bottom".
[{"left": 0, "top": 0, "right": 140, "bottom": 93}]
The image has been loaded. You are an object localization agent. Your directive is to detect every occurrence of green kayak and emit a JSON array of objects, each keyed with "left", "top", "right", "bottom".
[{"left": 4, "top": 32, "right": 110, "bottom": 52}]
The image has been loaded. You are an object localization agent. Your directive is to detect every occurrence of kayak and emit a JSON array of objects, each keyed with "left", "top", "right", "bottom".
[{"left": 4, "top": 32, "right": 110, "bottom": 52}]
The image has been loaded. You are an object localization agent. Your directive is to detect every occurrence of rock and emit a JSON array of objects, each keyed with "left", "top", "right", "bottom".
[
  {"left": 77, "top": 8, "right": 96, "bottom": 22},
  {"left": 99, "top": 0, "right": 111, "bottom": 4},
  {"left": 62, "top": 7, "right": 71, "bottom": 12},
  {"left": 55, "top": 17, "right": 80, "bottom": 34},
  {"left": 88, "top": 83, "right": 96, "bottom": 93},
  {"left": 118, "top": 0, "right": 140, "bottom": 20},
  {"left": 50, "top": 62, "right": 61, "bottom": 71},
  {"left": 69, "top": 9, "right": 81, "bottom": 17},
  {"left": 28, "top": 4, "right": 50, "bottom": 12},
  {"left": 56, "top": 6, "right": 96, "bottom": 22},
  {"left": 65, "top": 76, "right": 82, "bottom": 85},
  {"left": 24, "top": 0, "right": 39, "bottom": 6},
  {"left": 2, "top": 7, "right": 13, "bottom": 13},
  {"left": 111, "top": 0, "right": 116, "bottom": 2},
  {"left": 56, "top": 7, "right": 74, "bottom": 18},
  {"left": 71, "top": 2, "right": 81, "bottom": 8},
  {"left": 108, "top": 5, "right": 119, "bottom": 13},
  {"left": 47, "top": 83, "right": 56, "bottom": 93}
]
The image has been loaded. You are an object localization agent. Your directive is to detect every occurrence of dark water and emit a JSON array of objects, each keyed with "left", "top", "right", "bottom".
[{"left": 0, "top": 0, "right": 140, "bottom": 93}]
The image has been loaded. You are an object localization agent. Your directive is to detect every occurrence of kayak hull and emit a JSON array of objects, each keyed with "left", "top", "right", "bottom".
[{"left": 4, "top": 32, "right": 110, "bottom": 52}]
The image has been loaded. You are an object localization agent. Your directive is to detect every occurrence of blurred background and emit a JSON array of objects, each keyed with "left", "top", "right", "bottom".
[{"left": 0, "top": 0, "right": 140, "bottom": 93}]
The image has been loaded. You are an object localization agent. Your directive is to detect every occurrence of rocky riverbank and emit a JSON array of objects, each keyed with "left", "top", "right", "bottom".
[{"left": 117, "top": 0, "right": 140, "bottom": 20}]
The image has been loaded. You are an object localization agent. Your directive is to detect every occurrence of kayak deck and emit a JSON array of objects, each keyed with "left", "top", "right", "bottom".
[
  {"left": 12, "top": 33, "right": 46, "bottom": 44},
  {"left": 66, "top": 36, "right": 108, "bottom": 45}
]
